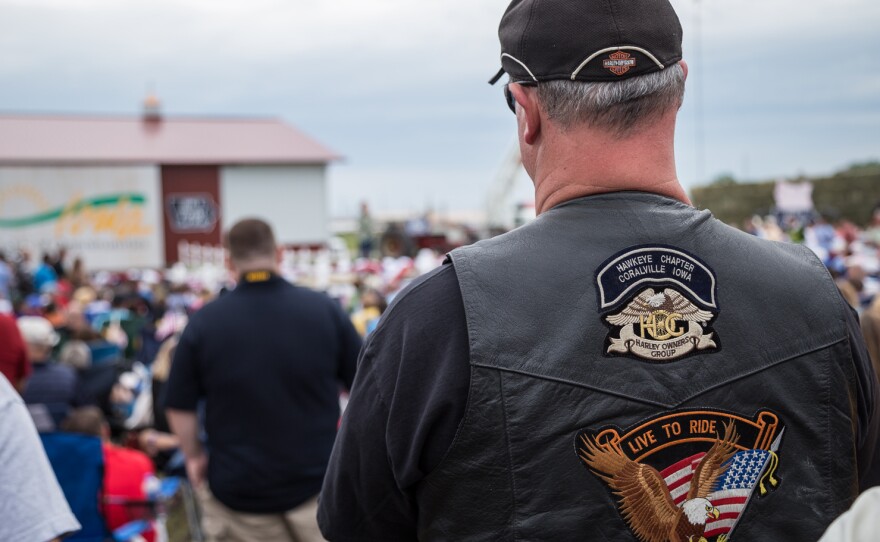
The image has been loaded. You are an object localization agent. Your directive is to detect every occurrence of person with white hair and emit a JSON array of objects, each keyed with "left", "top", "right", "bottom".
[{"left": 19, "top": 315, "right": 78, "bottom": 430}]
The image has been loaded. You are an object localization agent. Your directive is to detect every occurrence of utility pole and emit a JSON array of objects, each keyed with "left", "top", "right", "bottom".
[{"left": 693, "top": 0, "right": 705, "bottom": 184}]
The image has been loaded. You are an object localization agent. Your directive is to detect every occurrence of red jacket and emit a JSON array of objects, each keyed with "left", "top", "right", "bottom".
[
  {"left": 0, "top": 314, "right": 30, "bottom": 389},
  {"left": 102, "top": 444, "right": 156, "bottom": 542}
]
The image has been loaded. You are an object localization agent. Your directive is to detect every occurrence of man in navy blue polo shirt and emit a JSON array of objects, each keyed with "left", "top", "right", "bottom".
[{"left": 166, "top": 218, "right": 360, "bottom": 542}]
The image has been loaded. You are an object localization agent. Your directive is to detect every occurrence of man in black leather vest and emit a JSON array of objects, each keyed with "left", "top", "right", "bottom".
[{"left": 318, "top": 1, "right": 880, "bottom": 540}]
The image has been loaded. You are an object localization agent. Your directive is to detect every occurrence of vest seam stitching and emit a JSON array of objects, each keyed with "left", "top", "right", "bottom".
[
  {"left": 448, "top": 249, "right": 483, "bottom": 367},
  {"left": 822, "top": 339, "right": 833, "bottom": 520},
  {"left": 476, "top": 363, "right": 672, "bottom": 407},
  {"left": 421, "top": 253, "right": 483, "bottom": 481},
  {"left": 673, "top": 336, "right": 847, "bottom": 405},
  {"left": 472, "top": 335, "right": 847, "bottom": 408},
  {"left": 498, "top": 371, "right": 521, "bottom": 540},
  {"left": 419, "top": 358, "right": 477, "bottom": 485}
]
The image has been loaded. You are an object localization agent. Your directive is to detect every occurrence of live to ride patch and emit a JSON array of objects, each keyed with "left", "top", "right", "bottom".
[
  {"left": 575, "top": 409, "right": 784, "bottom": 542},
  {"left": 596, "top": 245, "right": 719, "bottom": 362}
]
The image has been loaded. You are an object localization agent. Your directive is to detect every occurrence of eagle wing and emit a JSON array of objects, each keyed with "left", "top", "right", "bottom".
[
  {"left": 664, "top": 289, "right": 714, "bottom": 323},
  {"left": 605, "top": 289, "right": 657, "bottom": 327},
  {"left": 579, "top": 434, "right": 680, "bottom": 542},
  {"left": 687, "top": 421, "right": 740, "bottom": 500}
]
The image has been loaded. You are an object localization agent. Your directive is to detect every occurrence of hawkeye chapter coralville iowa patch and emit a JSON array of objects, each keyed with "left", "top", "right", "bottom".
[
  {"left": 575, "top": 409, "right": 784, "bottom": 542},
  {"left": 596, "top": 245, "right": 719, "bottom": 362}
]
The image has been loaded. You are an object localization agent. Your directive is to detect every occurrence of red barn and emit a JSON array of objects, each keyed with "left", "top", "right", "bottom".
[{"left": 0, "top": 108, "right": 337, "bottom": 269}]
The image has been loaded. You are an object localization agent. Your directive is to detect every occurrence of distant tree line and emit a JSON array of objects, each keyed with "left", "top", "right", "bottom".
[{"left": 690, "top": 161, "right": 880, "bottom": 227}]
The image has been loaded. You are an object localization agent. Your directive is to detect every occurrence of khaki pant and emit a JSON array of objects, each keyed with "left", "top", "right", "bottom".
[{"left": 197, "top": 486, "right": 326, "bottom": 542}]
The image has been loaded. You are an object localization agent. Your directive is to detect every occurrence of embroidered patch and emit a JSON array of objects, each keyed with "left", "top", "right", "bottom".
[
  {"left": 603, "top": 51, "right": 637, "bottom": 76},
  {"left": 596, "top": 245, "right": 719, "bottom": 362},
  {"left": 575, "top": 409, "right": 784, "bottom": 542},
  {"left": 243, "top": 271, "right": 271, "bottom": 283}
]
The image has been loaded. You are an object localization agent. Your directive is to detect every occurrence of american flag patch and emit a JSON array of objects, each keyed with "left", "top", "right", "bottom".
[
  {"left": 661, "top": 449, "right": 773, "bottom": 539},
  {"left": 577, "top": 409, "right": 784, "bottom": 542}
]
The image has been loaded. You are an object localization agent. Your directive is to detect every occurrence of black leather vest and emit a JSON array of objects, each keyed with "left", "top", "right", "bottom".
[{"left": 418, "top": 193, "right": 860, "bottom": 541}]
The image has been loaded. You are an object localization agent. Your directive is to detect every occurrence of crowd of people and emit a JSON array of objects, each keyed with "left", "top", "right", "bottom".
[
  {"left": 742, "top": 209, "right": 880, "bottom": 289},
  {"left": 0, "top": 237, "right": 440, "bottom": 541},
  {"left": 3, "top": 0, "right": 879, "bottom": 539},
  {"left": 1, "top": 201, "right": 879, "bottom": 541},
  {"left": 741, "top": 208, "right": 880, "bottom": 378}
]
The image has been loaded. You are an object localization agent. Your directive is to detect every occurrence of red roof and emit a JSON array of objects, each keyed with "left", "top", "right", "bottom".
[{"left": 0, "top": 114, "right": 339, "bottom": 165}]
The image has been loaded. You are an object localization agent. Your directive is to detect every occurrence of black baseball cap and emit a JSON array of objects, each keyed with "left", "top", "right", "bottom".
[{"left": 489, "top": 0, "right": 683, "bottom": 85}]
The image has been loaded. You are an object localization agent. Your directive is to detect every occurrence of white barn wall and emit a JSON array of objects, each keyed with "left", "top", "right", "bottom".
[
  {"left": 220, "top": 165, "right": 329, "bottom": 245},
  {"left": 0, "top": 165, "right": 164, "bottom": 269}
]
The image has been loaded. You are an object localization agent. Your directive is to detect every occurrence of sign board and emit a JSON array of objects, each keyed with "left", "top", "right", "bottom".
[
  {"left": 167, "top": 194, "right": 218, "bottom": 233},
  {"left": 0, "top": 166, "right": 164, "bottom": 269},
  {"left": 773, "top": 180, "right": 814, "bottom": 213}
]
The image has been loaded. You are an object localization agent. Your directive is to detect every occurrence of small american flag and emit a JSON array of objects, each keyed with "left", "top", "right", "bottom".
[{"left": 660, "top": 449, "right": 773, "bottom": 539}]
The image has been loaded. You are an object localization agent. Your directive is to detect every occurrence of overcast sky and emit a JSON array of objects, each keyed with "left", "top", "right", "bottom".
[{"left": 1, "top": 0, "right": 878, "bottom": 218}]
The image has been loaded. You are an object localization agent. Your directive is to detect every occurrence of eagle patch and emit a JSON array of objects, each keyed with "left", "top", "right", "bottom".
[
  {"left": 575, "top": 409, "right": 784, "bottom": 542},
  {"left": 596, "top": 245, "right": 719, "bottom": 361}
]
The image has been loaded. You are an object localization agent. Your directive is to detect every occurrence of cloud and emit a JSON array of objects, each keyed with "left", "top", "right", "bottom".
[
  {"left": 0, "top": 0, "right": 877, "bottom": 215},
  {"left": 672, "top": 0, "right": 880, "bottom": 43}
]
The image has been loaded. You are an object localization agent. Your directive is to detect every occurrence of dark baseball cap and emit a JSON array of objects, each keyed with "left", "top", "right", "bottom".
[{"left": 489, "top": 0, "right": 683, "bottom": 85}]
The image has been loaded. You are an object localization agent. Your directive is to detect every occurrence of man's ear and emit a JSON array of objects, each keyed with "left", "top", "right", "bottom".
[
  {"left": 679, "top": 59, "right": 688, "bottom": 81},
  {"left": 509, "top": 83, "right": 542, "bottom": 145}
]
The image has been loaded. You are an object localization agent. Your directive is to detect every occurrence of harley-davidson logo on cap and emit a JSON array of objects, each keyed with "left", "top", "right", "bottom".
[{"left": 603, "top": 51, "right": 637, "bottom": 76}]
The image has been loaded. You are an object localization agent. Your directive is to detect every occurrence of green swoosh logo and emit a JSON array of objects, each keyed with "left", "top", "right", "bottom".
[{"left": 0, "top": 193, "right": 146, "bottom": 229}]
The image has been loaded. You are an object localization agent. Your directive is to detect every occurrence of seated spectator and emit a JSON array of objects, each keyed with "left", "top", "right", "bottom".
[
  {"left": 59, "top": 339, "right": 120, "bottom": 421},
  {"left": 58, "top": 339, "right": 92, "bottom": 373},
  {"left": 19, "top": 316, "right": 77, "bottom": 430},
  {"left": 145, "top": 337, "right": 183, "bottom": 471},
  {"left": 61, "top": 407, "right": 156, "bottom": 542},
  {"left": 860, "top": 296, "right": 880, "bottom": 379},
  {"left": 0, "top": 251, "right": 12, "bottom": 301},
  {"left": 34, "top": 253, "right": 59, "bottom": 294},
  {"left": 836, "top": 265, "right": 867, "bottom": 311},
  {"left": 350, "top": 288, "right": 387, "bottom": 337},
  {"left": 0, "top": 313, "right": 30, "bottom": 392},
  {"left": 150, "top": 336, "right": 178, "bottom": 434},
  {"left": 69, "top": 257, "right": 88, "bottom": 290}
]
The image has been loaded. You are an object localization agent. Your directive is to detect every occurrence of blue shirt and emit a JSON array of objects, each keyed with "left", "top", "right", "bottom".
[
  {"left": 0, "top": 262, "right": 11, "bottom": 300},
  {"left": 33, "top": 263, "right": 58, "bottom": 293},
  {"left": 22, "top": 362, "right": 78, "bottom": 427}
]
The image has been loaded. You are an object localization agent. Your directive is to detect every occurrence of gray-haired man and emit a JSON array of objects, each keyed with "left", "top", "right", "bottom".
[{"left": 318, "top": 1, "right": 880, "bottom": 540}]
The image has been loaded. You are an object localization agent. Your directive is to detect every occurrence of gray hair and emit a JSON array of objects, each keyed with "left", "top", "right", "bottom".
[{"left": 536, "top": 63, "right": 685, "bottom": 136}]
